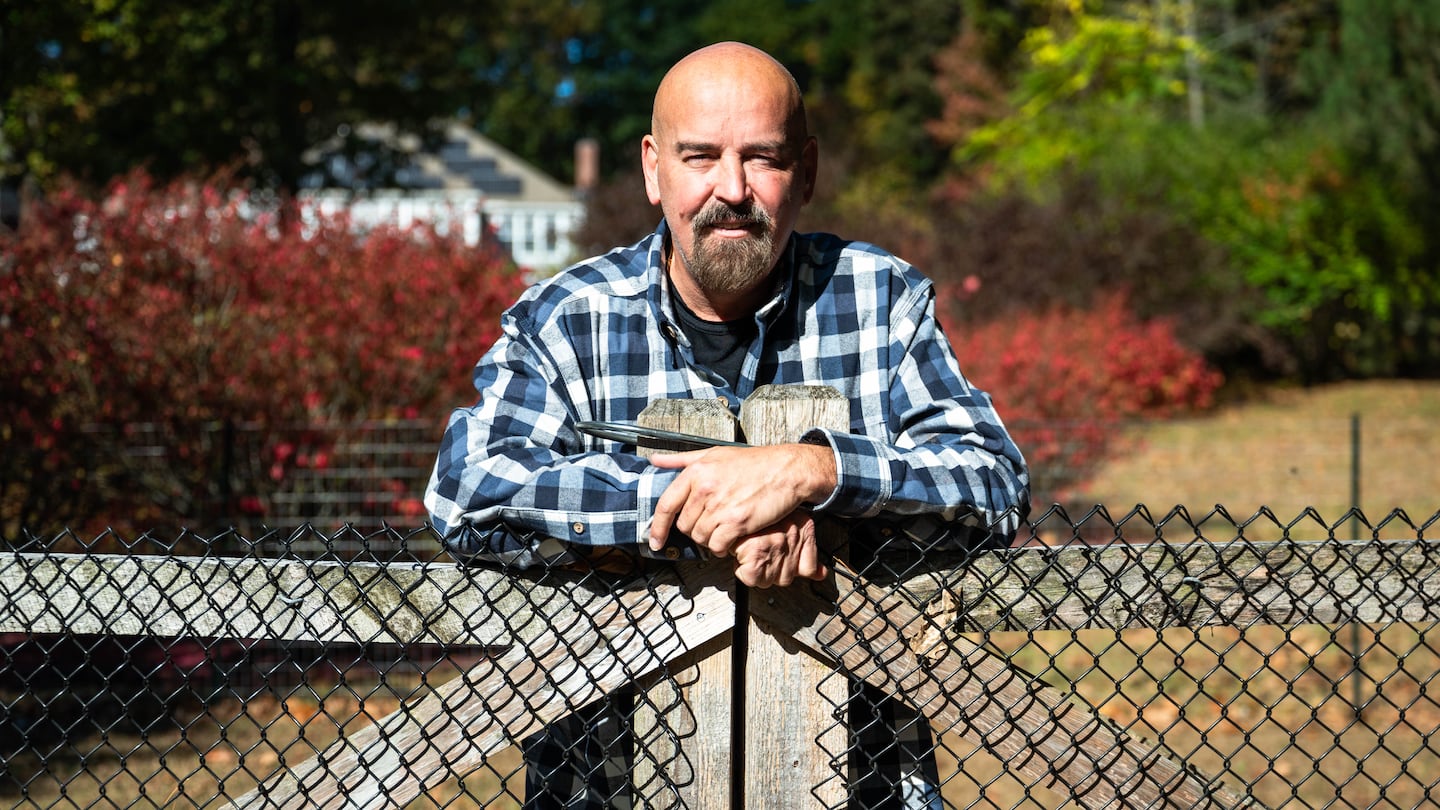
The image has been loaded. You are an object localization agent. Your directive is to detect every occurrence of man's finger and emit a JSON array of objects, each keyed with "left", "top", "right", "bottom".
[
  {"left": 647, "top": 449, "right": 707, "bottom": 469},
  {"left": 649, "top": 476, "right": 693, "bottom": 550},
  {"left": 703, "top": 522, "right": 742, "bottom": 557},
  {"left": 735, "top": 560, "right": 764, "bottom": 588},
  {"left": 799, "top": 533, "right": 827, "bottom": 582},
  {"left": 775, "top": 553, "right": 797, "bottom": 587}
]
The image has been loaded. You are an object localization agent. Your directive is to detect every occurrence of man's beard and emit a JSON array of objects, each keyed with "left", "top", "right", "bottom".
[{"left": 675, "top": 202, "right": 776, "bottom": 294}]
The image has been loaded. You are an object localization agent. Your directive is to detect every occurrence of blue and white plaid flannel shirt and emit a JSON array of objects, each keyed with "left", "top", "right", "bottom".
[
  {"left": 426, "top": 222, "right": 1027, "bottom": 561},
  {"left": 425, "top": 222, "right": 1029, "bottom": 809}
]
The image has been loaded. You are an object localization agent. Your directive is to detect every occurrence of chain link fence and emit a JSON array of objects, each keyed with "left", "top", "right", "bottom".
[
  {"left": 4, "top": 389, "right": 1439, "bottom": 809},
  {"left": 4, "top": 505, "right": 1440, "bottom": 809}
]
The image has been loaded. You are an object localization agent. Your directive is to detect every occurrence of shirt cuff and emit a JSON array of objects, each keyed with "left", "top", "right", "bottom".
[{"left": 800, "top": 428, "right": 891, "bottom": 518}]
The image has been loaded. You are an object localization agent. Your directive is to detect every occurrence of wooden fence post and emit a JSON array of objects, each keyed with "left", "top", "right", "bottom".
[
  {"left": 634, "top": 397, "right": 741, "bottom": 808},
  {"left": 738, "top": 384, "right": 850, "bottom": 809}
]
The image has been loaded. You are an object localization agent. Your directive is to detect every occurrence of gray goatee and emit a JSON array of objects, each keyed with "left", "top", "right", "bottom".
[{"left": 677, "top": 202, "right": 776, "bottom": 294}]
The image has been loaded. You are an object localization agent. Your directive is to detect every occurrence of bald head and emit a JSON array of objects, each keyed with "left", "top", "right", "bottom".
[{"left": 652, "top": 42, "right": 808, "bottom": 146}]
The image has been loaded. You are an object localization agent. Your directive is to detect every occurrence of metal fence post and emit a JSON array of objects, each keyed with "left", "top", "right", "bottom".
[{"left": 1350, "top": 411, "right": 1364, "bottom": 715}]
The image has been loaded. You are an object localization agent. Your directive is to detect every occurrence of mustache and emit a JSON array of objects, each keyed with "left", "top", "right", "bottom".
[{"left": 692, "top": 202, "right": 773, "bottom": 232}]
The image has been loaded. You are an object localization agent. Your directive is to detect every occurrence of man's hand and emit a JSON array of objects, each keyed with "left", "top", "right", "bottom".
[
  {"left": 729, "top": 511, "right": 828, "bottom": 587},
  {"left": 647, "top": 443, "right": 835, "bottom": 556}
]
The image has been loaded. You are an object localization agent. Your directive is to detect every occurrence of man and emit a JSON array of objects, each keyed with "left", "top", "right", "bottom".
[{"left": 427, "top": 41, "right": 1028, "bottom": 810}]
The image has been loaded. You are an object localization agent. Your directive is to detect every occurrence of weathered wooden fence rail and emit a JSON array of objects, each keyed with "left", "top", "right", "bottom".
[{"left": 6, "top": 535, "right": 1433, "bottom": 647}]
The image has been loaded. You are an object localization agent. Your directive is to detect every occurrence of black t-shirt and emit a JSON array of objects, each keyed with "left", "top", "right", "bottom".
[{"left": 671, "top": 292, "right": 757, "bottom": 391}]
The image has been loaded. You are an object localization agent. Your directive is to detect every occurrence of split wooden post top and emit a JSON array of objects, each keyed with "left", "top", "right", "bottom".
[{"left": 636, "top": 385, "right": 849, "bottom": 809}]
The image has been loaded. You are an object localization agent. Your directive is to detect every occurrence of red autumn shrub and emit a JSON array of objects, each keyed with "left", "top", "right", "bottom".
[
  {"left": 1, "top": 170, "right": 525, "bottom": 536},
  {"left": 942, "top": 287, "right": 1223, "bottom": 508}
]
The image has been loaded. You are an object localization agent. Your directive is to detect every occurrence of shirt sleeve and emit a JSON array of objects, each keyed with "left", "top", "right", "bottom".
[
  {"left": 802, "top": 281, "right": 1030, "bottom": 548},
  {"left": 423, "top": 306, "right": 698, "bottom": 566}
]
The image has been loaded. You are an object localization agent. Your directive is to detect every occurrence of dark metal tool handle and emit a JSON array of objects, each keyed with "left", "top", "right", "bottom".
[{"left": 575, "top": 420, "right": 749, "bottom": 450}]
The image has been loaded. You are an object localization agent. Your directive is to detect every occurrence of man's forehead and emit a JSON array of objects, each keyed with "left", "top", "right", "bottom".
[{"left": 655, "top": 93, "right": 797, "bottom": 148}]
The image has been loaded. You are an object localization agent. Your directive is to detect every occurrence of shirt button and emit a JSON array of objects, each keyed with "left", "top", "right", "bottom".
[
  {"left": 572, "top": 522, "right": 586, "bottom": 535},
  {"left": 664, "top": 547, "right": 680, "bottom": 559}
]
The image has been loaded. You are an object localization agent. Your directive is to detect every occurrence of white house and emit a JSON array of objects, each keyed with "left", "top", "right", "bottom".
[{"left": 299, "top": 121, "right": 589, "bottom": 273}]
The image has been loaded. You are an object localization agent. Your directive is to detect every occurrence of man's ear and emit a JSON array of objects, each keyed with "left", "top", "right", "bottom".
[
  {"left": 641, "top": 135, "right": 663, "bottom": 206},
  {"left": 800, "top": 135, "right": 818, "bottom": 204}
]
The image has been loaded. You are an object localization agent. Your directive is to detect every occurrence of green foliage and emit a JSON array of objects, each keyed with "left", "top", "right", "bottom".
[
  {"left": 933, "top": 1, "right": 1440, "bottom": 380},
  {"left": 1295, "top": 0, "right": 1440, "bottom": 374},
  {"left": 1, "top": 0, "right": 587, "bottom": 189},
  {"left": 956, "top": 3, "right": 1203, "bottom": 189},
  {"left": 1084, "top": 113, "right": 1436, "bottom": 379},
  {"left": 3, "top": 0, "right": 977, "bottom": 198},
  {"left": 550, "top": 0, "right": 966, "bottom": 190},
  {"left": 1301, "top": 0, "right": 1440, "bottom": 212},
  {"left": 1213, "top": 145, "right": 1432, "bottom": 377},
  {"left": 815, "top": 0, "right": 962, "bottom": 181}
]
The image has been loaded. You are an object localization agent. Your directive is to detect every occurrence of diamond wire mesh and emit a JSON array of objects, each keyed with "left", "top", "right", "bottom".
[{"left": 2, "top": 509, "right": 1440, "bottom": 809}]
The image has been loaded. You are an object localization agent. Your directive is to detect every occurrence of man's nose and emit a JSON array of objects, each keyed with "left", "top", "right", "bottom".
[{"left": 712, "top": 155, "right": 749, "bottom": 205}]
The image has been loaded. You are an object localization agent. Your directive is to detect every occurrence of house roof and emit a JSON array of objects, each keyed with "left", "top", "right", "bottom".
[{"left": 301, "top": 121, "right": 578, "bottom": 205}]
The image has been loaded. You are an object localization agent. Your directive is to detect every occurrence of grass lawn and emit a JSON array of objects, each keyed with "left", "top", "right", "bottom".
[{"left": 1076, "top": 380, "right": 1440, "bottom": 538}]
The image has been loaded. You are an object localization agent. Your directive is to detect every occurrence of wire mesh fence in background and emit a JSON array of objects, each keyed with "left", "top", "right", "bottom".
[
  {"left": 4, "top": 508, "right": 1440, "bottom": 809},
  {"left": 17, "top": 408, "right": 1436, "bottom": 548},
  {"left": 10, "top": 419, "right": 445, "bottom": 553}
]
